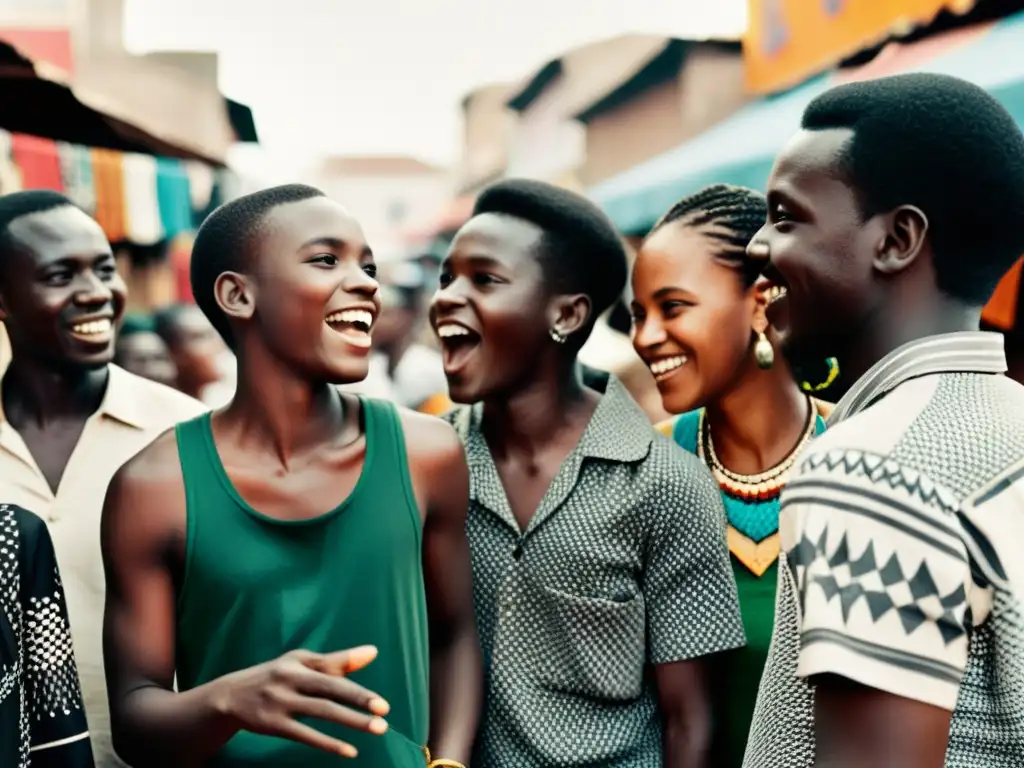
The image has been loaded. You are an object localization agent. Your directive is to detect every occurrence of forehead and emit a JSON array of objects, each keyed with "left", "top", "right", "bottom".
[
  {"left": 119, "top": 331, "right": 167, "bottom": 353},
  {"left": 448, "top": 212, "right": 545, "bottom": 266},
  {"left": 258, "top": 196, "right": 369, "bottom": 257},
  {"left": 634, "top": 221, "right": 744, "bottom": 295},
  {"left": 769, "top": 128, "right": 856, "bottom": 201},
  {"left": 6, "top": 206, "right": 110, "bottom": 264}
]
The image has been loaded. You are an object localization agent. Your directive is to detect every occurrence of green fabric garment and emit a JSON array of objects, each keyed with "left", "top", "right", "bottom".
[{"left": 173, "top": 399, "right": 429, "bottom": 766}]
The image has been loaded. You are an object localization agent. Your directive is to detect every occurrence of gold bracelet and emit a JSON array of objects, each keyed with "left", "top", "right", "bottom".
[{"left": 423, "top": 746, "right": 467, "bottom": 768}]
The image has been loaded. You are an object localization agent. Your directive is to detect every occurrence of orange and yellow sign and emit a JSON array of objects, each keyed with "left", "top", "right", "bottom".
[{"left": 745, "top": 0, "right": 980, "bottom": 94}]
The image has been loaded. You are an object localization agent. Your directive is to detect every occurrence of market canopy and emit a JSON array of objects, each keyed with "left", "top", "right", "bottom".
[{"left": 590, "top": 9, "right": 1024, "bottom": 236}]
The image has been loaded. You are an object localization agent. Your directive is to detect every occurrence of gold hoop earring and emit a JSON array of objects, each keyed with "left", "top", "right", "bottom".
[
  {"left": 549, "top": 327, "right": 567, "bottom": 344},
  {"left": 753, "top": 331, "right": 775, "bottom": 369}
]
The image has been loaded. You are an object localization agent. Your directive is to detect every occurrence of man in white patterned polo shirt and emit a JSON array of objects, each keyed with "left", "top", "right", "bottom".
[{"left": 744, "top": 74, "right": 1024, "bottom": 767}]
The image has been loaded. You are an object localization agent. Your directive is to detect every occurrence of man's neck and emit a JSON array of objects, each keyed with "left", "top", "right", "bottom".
[
  {"left": 841, "top": 296, "right": 982, "bottom": 387},
  {"left": 2, "top": 356, "right": 109, "bottom": 428}
]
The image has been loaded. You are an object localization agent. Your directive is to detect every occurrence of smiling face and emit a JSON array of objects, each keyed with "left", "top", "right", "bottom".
[
  {"left": 754, "top": 128, "right": 885, "bottom": 362},
  {"left": 429, "top": 213, "right": 554, "bottom": 404},
  {"left": 0, "top": 205, "right": 125, "bottom": 371},
  {"left": 631, "top": 221, "right": 767, "bottom": 414},
  {"left": 230, "top": 196, "right": 382, "bottom": 384}
]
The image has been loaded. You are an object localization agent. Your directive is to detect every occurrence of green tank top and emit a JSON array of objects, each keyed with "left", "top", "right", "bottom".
[{"left": 174, "top": 398, "right": 430, "bottom": 767}]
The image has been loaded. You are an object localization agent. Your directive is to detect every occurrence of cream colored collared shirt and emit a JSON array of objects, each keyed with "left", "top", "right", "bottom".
[{"left": 0, "top": 363, "right": 206, "bottom": 767}]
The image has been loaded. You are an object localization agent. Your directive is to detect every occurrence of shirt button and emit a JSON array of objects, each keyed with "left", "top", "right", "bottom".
[{"left": 512, "top": 543, "right": 523, "bottom": 560}]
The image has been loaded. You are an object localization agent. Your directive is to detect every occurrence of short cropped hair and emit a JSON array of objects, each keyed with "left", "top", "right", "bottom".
[
  {"left": 802, "top": 72, "right": 1024, "bottom": 305},
  {"left": 190, "top": 184, "right": 325, "bottom": 345},
  {"left": 0, "top": 190, "right": 78, "bottom": 269},
  {"left": 119, "top": 313, "right": 157, "bottom": 338},
  {"left": 473, "top": 178, "right": 628, "bottom": 329},
  {"left": 649, "top": 184, "right": 768, "bottom": 287}
]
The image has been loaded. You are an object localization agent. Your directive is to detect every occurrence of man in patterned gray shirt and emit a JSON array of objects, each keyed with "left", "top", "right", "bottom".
[
  {"left": 744, "top": 73, "right": 1024, "bottom": 767},
  {"left": 431, "top": 179, "right": 746, "bottom": 767}
]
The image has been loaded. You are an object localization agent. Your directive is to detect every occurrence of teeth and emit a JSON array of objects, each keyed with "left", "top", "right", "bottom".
[
  {"left": 71, "top": 319, "right": 112, "bottom": 335},
  {"left": 650, "top": 355, "right": 687, "bottom": 376},
  {"left": 766, "top": 285, "right": 788, "bottom": 304},
  {"left": 437, "top": 324, "right": 472, "bottom": 339},
  {"left": 326, "top": 309, "right": 373, "bottom": 331}
]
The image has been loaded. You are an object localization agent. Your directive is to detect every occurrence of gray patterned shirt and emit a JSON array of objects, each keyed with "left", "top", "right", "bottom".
[
  {"left": 445, "top": 374, "right": 745, "bottom": 767},
  {"left": 744, "top": 332, "right": 1024, "bottom": 768}
]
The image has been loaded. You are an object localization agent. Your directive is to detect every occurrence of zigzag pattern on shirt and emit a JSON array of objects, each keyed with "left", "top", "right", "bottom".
[{"left": 799, "top": 448, "right": 960, "bottom": 513}]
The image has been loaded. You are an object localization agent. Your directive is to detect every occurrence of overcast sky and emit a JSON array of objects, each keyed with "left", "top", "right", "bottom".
[{"left": 124, "top": 0, "right": 747, "bottom": 171}]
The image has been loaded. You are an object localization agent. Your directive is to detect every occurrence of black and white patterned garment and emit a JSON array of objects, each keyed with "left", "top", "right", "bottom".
[
  {"left": 0, "top": 504, "right": 93, "bottom": 768},
  {"left": 744, "top": 332, "right": 1024, "bottom": 768},
  {"left": 446, "top": 373, "right": 746, "bottom": 768}
]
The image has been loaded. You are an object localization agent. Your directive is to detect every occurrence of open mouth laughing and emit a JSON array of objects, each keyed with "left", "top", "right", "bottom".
[
  {"left": 67, "top": 317, "right": 114, "bottom": 345},
  {"left": 325, "top": 307, "right": 375, "bottom": 349},
  {"left": 647, "top": 354, "right": 689, "bottom": 383},
  {"left": 436, "top": 320, "right": 482, "bottom": 375}
]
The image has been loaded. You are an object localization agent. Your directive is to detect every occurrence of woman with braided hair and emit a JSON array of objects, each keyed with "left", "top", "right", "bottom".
[{"left": 630, "top": 184, "right": 836, "bottom": 767}]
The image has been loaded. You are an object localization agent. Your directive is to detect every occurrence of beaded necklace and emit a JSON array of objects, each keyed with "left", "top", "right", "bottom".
[{"left": 696, "top": 399, "right": 817, "bottom": 502}]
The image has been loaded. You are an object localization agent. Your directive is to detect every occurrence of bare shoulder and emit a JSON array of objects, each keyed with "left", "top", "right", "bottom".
[
  {"left": 105, "top": 427, "right": 187, "bottom": 531},
  {"left": 396, "top": 406, "right": 465, "bottom": 471}
]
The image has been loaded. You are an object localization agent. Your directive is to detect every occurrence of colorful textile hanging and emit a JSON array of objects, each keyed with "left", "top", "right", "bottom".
[
  {"left": 11, "top": 134, "right": 63, "bottom": 191},
  {"left": 156, "top": 158, "right": 193, "bottom": 239},
  {"left": 58, "top": 142, "right": 97, "bottom": 215},
  {"left": 122, "top": 153, "right": 165, "bottom": 246},
  {"left": 91, "top": 148, "right": 128, "bottom": 243}
]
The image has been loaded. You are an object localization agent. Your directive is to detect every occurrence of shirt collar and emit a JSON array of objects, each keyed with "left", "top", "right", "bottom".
[
  {"left": 0, "top": 362, "right": 149, "bottom": 430},
  {"left": 829, "top": 331, "right": 1007, "bottom": 426},
  {"left": 457, "top": 372, "right": 653, "bottom": 466}
]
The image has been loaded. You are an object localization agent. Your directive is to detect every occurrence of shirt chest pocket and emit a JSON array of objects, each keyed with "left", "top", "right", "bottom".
[{"left": 536, "top": 585, "right": 646, "bottom": 701}]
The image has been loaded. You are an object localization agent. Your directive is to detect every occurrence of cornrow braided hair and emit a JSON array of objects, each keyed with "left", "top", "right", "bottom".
[{"left": 650, "top": 183, "right": 768, "bottom": 287}]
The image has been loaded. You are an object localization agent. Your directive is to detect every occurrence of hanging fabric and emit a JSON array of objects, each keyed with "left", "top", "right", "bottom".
[
  {"left": 184, "top": 160, "right": 214, "bottom": 212},
  {"left": 0, "top": 132, "right": 22, "bottom": 194},
  {"left": 156, "top": 158, "right": 192, "bottom": 239},
  {"left": 122, "top": 153, "right": 164, "bottom": 245},
  {"left": 91, "top": 148, "right": 128, "bottom": 243},
  {"left": 58, "top": 142, "right": 97, "bottom": 215},
  {"left": 11, "top": 134, "right": 63, "bottom": 191}
]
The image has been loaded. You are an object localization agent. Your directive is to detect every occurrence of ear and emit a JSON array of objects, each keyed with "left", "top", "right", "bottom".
[
  {"left": 750, "top": 279, "right": 770, "bottom": 334},
  {"left": 549, "top": 292, "right": 592, "bottom": 340},
  {"left": 874, "top": 204, "right": 929, "bottom": 276},
  {"left": 214, "top": 271, "right": 256, "bottom": 324}
]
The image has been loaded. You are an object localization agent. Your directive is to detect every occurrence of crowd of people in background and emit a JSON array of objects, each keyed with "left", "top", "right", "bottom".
[{"left": 1, "top": 71, "right": 1024, "bottom": 768}]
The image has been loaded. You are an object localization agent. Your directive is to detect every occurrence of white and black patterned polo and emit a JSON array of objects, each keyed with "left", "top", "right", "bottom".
[
  {"left": 445, "top": 373, "right": 745, "bottom": 767},
  {"left": 743, "top": 332, "right": 1024, "bottom": 768}
]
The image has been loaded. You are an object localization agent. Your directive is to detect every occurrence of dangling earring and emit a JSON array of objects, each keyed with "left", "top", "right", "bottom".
[
  {"left": 549, "top": 327, "right": 567, "bottom": 344},
  {"left": 754, "top": 331, "right": 775, "bottom": 369}
]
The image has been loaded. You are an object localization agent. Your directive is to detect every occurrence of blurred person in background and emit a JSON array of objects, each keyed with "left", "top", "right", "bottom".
[
  {"left": 630, "top": 184, "right": 833, "bottom": 768},
  {"left": 114, "top": 314, "right": 178, "bottom": 389},
  {"left": 432, "top": 178, "right": 744, "bottom": 768},
  {"left": 153, "top": 303, "right": 234, "bottom": 406},
  {"left": 0, "top": 190, "right": 204, "bottom": 767}
]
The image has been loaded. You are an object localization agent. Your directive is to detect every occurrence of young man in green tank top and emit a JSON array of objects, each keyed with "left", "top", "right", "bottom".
[{"left": 100, "top": 185, "right": 481, "bottom": 767}]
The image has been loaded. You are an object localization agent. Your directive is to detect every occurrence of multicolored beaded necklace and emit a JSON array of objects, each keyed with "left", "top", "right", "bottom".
[{"left": 696, "top": 399, "right": 817, "bottom": 502}]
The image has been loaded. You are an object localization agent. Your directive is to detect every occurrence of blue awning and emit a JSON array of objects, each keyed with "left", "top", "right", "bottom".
[{"left": 591, "top": 10, "right": 1024, "bottom": 235}]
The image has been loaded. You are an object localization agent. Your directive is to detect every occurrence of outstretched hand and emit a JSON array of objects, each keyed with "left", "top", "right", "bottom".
[{"left": 219, "top": 645, "right": 390, "bottom": 759}]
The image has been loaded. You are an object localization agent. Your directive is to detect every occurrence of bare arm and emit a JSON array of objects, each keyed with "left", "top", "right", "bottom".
[
  {"left": 102, "top": 431, "right": 387, "bottom": 766},
  {"left": 405, "top": 412, "right": 482, "bottom": 765},
  {"left": 655, "top": 659, "right": 714, "bottom": 768},
  {"left": 814, "top": 675, "right": 952, "bottom": 768}
]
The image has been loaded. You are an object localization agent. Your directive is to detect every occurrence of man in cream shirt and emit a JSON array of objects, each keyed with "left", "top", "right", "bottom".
[{"left": 0, "top": 191, "right": 205, "bottom": 766}]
